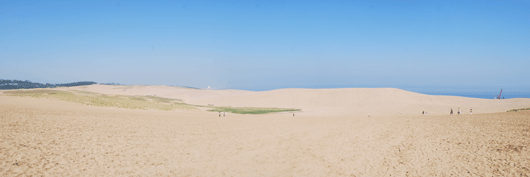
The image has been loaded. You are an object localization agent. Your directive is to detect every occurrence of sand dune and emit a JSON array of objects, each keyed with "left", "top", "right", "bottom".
[
  {"left": 0, "top": 95, "right": 529, "bottom": 176},
  {"left": 58, "top": 85, "right": 530, "bottom": 116},
  {"left": 1, "top": 86, "right": 529, "bottom": 176}
]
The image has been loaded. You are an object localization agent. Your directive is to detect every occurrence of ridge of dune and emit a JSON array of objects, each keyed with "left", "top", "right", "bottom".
[{"left": 52, "top": 84, "right": 530, "bottom": 116}]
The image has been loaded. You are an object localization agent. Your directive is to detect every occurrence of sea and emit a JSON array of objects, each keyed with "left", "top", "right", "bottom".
[{"left": 231, "top": 85, "right": 530, "bottom": 99}]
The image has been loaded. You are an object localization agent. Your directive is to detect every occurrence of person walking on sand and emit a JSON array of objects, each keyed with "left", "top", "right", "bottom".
[
  {"left": 422, "top": 111, "right": 425, "bottom": 115},
  {"left": 219, "top": 111, "right": 221, "bottom": 117},
  {"left": 470, "top": 108, "right": 473, "bottom": 115},
  {"left": 223, "top": 112, "right": 225, "bottom": 117},
  {"left": 458, "top": 108, "right": 461, "bottom": 115},
  {"left": 450, "top": 109, "right": 453, "bottom": 115}
]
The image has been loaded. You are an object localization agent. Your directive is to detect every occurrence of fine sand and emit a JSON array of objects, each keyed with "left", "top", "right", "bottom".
[
  {"left": 55, "top": 85, "right": 530, "bottom": 116},
  {"left": 1, "top": 86, "right": 529, "bottom": 176}
]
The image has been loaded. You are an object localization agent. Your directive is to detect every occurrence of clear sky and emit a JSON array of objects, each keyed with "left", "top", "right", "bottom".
[{"left": 1, "top": 0, "right": 529, "bottom": 90}]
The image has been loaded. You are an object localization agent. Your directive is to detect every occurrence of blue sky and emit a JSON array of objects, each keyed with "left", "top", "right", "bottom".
[{"left": 1, "top": 0, "right": 529, "bottom": 90}]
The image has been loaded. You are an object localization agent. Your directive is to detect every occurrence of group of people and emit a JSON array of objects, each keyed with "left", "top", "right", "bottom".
[
  {"left": 420, "top": 107, "right": 474, "bottom": 115},
  {"left": 450, "top": 108, "right": 472, "bottom": 115}
]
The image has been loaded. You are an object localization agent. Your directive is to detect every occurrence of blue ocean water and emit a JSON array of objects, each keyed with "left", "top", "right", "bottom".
[
  {"left": 401, "top": 87, "right": 530, "bottom": 99},
  {"left": 232, "top": 85, "right": 530, "bottom": 99}
]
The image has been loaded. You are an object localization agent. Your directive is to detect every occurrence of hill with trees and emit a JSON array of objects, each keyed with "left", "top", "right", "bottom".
[{"left": 0, "top": 79, "right": 96, "bottom": 90}]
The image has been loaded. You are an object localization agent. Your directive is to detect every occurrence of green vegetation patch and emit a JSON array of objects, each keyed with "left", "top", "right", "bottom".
[
  {"left": 143, "top": 95, "right": 181, "bottom": 103},
  {"left": 3, "top": 90, "right": 195, "bottom": 111},
  {"left": 207, "top": 106, "right": 300, "bottom": 114},
  {"left": 4, "top": 89, "right": 301, "bottom": 114},
  {"left": 507, "top": 108, "right": 530, "bottom": 112},
  {"left": 4, "top": 90, "right": 58, "bottom": 97},
  {"left": 72, "top": 90, "right": 99, "bottom": 95}
]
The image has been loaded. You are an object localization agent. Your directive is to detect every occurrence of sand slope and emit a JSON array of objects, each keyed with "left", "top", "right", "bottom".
[
  {"left": 57, "top": 85, "right": 530, "bottom": 116},
  {"left": 1, "top": 95, "right": 529, "bottom": 176}
]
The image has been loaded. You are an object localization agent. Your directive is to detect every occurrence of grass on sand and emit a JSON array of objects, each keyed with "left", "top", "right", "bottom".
[
  {"left": 3, "top": 89, "right": 301, "bottom": 114},
  {"left": 207, "top": 106, "right": 300, "bottom": 114},
  {"left": 507, "top": 108, "right": 530, "bottom": 112},
  {"left": 3, "top": 90, "right": 195, "bottom": 111}
]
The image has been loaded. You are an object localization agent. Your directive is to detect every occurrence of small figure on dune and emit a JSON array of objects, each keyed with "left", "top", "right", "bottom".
[
  {"left": 450, "top": 109, "right": 453, "bottom": 115},
  {"left": 293, "top": 113, "right": 295, "bottom": 117},
  {"left": 223, "top": 112, "right": 225, "bottom": 117},
  {"left": 219, "top": 111, "right": 221, "bottom": 117},
  {"left": 422, "top": 111, "right": 425, "bottom": 115},
  {"left": 458, "top": 108, "right": 461, "bottom": 115},
  {"left": 470, "top": 108, "right": 473, "bottom": 115}
]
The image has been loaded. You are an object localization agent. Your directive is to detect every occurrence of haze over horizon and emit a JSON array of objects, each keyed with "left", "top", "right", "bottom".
[{"left": 1, "top": 0, "right": 529, "bottom": 90}]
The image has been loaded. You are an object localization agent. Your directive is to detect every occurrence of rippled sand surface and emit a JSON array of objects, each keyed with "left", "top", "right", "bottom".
[{"left": 1, "top": 96, "right": 529, "bottom": 176}]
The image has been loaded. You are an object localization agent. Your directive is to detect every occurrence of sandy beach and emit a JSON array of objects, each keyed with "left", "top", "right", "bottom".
[{"left": 1, "top": 86, "right": 529, "bottom": 176}]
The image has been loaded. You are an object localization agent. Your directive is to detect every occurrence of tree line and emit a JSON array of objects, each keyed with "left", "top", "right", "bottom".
[{"left": 0, "top": 79, "right": 97, "bottom": 90}]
